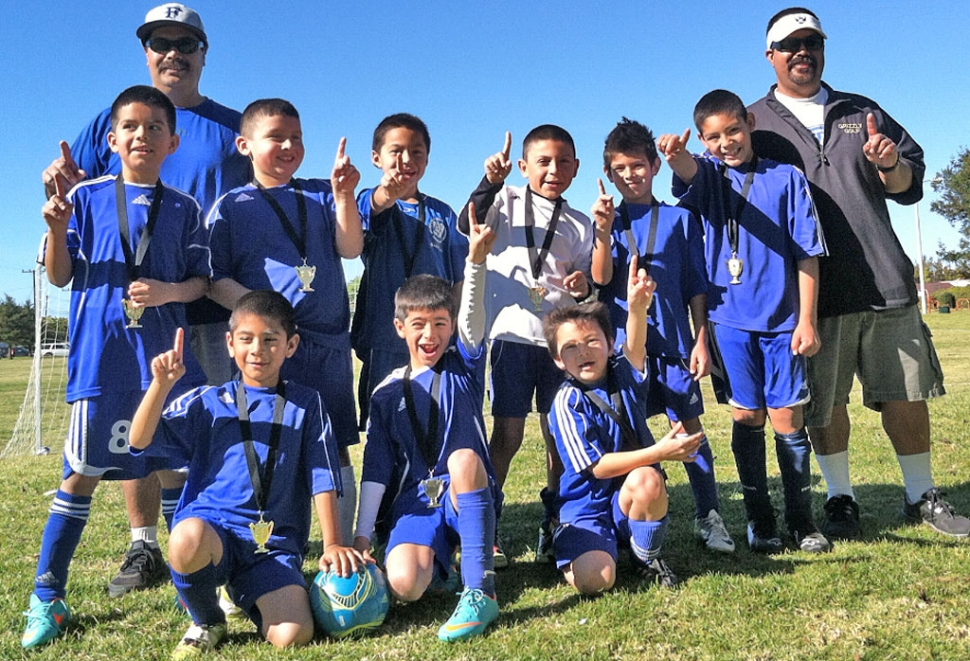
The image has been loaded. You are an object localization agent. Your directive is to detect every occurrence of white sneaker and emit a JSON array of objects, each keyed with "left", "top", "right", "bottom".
[
  {"left": 218, "top": 586, "right": 244, "bottom": 620},
  {"left": 694, "top": 510, "right": 735, "bottom": 553},
  {"left": 172, "top": 622, "right": 226, "bottom": 659}
]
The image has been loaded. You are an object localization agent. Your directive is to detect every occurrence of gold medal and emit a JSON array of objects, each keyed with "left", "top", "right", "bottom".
[
  {"left": 122, "top": 299, "right": 144, "bottom": 328},
  {"left": 249, "top": 512, "right": 274, "bottom": 554},
  {"left": 528, "top": 286, "right": 547, "bottom": 313},
  {"left": 727, "top": 254, "right": 744, "bottom": 285},
  {"left": 295, "top": 258, "right": 316, "bottom": 292},
  {"left": 421, "top": 477, "right": 445, "bottom": 509}
]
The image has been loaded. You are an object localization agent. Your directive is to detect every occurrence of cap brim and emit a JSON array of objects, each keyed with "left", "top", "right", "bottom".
[{"left": 136, "top": 20, "right": 206, "bottom": 44}]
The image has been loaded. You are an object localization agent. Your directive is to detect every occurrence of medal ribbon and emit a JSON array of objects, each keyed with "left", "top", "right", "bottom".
[
  {"left": 391, "top": 194, "right": 426, "bottom": 279},
  {"left": 720, "top": 158, "right": 757, "bottom": 256},
  {"left": 523, "top": 187, "right": 563, "bottom": 284},
  {"left": 403, "top": 365, "right": 442, "bottom": 476},
  {"left": 619, "top": 200, "right": 660, "bottom": 278},
  {"left": 579, "top": 363, "right": 641, "bottom": 455},
  {"left": 115, "top": 176, "right": 164, "bottom": 284},
  {"left": 237, "top": 381, "right": 287, "bottom": 515},
  {"left": 254, "top": 179, "right": 309, "bottom": 262}
]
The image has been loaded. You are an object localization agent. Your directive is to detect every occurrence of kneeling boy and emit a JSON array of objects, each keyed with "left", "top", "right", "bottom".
[
  {"left": 129, "top": 291, "right": 364, "bottom": 656},
  {"left": 354, "top": 210, "right": 499, "bottom": 642},
  {"left": 545, "top": 256, "right": 701, "bottom": 594}
]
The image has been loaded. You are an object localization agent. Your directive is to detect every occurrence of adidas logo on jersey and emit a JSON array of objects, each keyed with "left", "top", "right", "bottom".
[
  {"left": 689, "top": 392, "right": 700, "bottom": 405},
  {"left": 235, "top": 192, "right": 255, "bottom": 202},
  {"left": 132, "top": 194, "right": 152, "bottom": 206}
]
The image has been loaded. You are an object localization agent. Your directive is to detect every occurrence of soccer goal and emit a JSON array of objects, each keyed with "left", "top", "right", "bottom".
[{"left": 2, "top": 235, "right": 71, "bottom": 459}]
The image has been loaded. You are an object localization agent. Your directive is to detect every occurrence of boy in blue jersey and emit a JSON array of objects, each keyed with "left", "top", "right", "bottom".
[
  {"left": 592, "top": 118, "right": 735, "bottom": 554},
  {"left": 353, "top": 210, "right": 499, "bottom": 642},
  {"left": 208, "top": 99, "right": 363, "bottom": 544},
  {"left": 23, "top": 85, "right": 210, "bottom": 649},
  {"left": 658, "top": 89, "right": 830, "bottom": 554},
  {"left": 458, "top": 126, "right": 595, "bottom": 565},
  {"left": 353, "top": 113, "right": 467, "bottom": 431},
  {"left": 544, "top": 256, "right": 701, "bottom": 593},
  {"left": 128, "top": 291, "right": 365, "bottom": 656}
]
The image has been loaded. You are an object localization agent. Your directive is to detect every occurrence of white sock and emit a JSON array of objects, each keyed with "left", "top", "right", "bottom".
[
  {"left": 814, "top": 451, "right": 854, "bottom": 500},
  {"left": 897, "top": 453, "right": 934, "bottom": 504},
  {"left": 131, "top": 526, "right": 159, "bottom": 549},
  {"left": 338, "top": 465, "right": 357, "bottom": 546}
]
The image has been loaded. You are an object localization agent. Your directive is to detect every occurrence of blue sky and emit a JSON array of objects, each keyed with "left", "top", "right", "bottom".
[{"left": 2, "top": 0, "right": 966, "bottom": 304}]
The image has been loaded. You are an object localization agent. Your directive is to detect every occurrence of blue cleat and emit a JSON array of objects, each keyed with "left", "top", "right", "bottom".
[
  {"left": 437, "top": 587, "right": 498, "bottom": 642},
  {"left": 22, "top": 594, "right": 70, "bottom": 649}
]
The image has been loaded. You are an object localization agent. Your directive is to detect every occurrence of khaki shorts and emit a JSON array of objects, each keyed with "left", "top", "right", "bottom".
[{"left": 804, "top": 306, "right": 945, "bottom": 428}]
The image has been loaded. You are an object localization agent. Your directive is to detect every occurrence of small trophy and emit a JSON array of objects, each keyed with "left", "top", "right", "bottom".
[
  {"left": 528, "top": 286, "right": 547, "bottom": 312},
  {"left": 122, "top": 299, "right": 144, "bottom": 329},
  {"left": 421, "top": 477, "right": 445, "bottom": 509},
  {"left": 727, "top": 254, "right": 744, "bottom": 285},
  {"left": 295, "top": 259, "right": 316, "bottom": 292},
  {"left": 250, "top": 514, "right": 274, "bottom": 554}
]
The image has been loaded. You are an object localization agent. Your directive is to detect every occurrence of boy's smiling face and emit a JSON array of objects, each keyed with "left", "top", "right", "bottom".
[
  {"left": 519, "top": 139, "right": 579, "bottom": 199},
  {"left": 227, "top": 311, "right": 299, "bottom": 387},
  {"left": 236, "top": 113, "right": 305, "bottom": 187},
  {"left": 606, "top": 151, "right": 661, "bottom": 205},
  {"left": 107, "top": 101, "right": 179, "bottom": 184},
  {"left": 372, "top": 127, "right": 428, "bottom": 201},
  {"left": 553, "top": 319, "right": 611, "bottom": 386},
  {"left": 394, "top": 306, "right": 454, "bottom": 371},
  {"left": 697, "top": 112, "right": 756, "bottom": 168}
]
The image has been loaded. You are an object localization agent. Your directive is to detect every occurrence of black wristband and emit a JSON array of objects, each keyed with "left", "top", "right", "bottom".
[{"left": 877, "top": 154, "right": 900, "bottom": 173}]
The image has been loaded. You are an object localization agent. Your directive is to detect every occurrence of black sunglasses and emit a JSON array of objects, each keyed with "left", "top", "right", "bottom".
[
  {"left": 147, "top": 36, "right": 204, "bottom": 55},
  {"left": 770, "top": 34, "right": 825, "bottom": 52}
]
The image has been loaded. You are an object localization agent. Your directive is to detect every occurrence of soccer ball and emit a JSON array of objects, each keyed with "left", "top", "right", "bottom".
[{"left": 310, "top": 563, "right": 390, "bottom": 638}]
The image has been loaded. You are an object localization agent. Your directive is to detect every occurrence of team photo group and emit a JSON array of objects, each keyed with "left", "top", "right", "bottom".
[{"left": 22, "top": 2, "right": 963, "bottom": 656}]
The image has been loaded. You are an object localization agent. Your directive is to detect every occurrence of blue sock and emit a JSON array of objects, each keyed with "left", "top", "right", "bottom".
[
  {"left": 160, "top": 487, "right": 182, "bottom": 533},
  {"left": 629, "top": 515, "right": 669, "bottom": 562},
  {"left": 775, "top": 428, "right": 815, "bottom": 532},
  {"left": 455, "top": 487, "right": 495, "bottom": 596},
  {"left": 731, "top": 421, "right": 773, "bottom": 524},
  {"left": 171, "top": 564, "right": 225, "bottom": 626},
  {"left": 34, "top": 490, "right": 91, "bottom": 601},
  {"left": 683, "top": 434, "right": 719, "bottom": 518}
]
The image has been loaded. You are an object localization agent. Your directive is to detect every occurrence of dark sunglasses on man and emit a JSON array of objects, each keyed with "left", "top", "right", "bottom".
[
  {"left": 770, "top": 34, "right": 824, "bottom": 53},
  {"left": 146, "top": 36, "right": 205, "bottom": 55}
]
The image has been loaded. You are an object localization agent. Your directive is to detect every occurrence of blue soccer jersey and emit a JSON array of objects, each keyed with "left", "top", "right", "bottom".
[
  {"left": 601, "top": 201, "right": 707, "bottom": 359},
  {"left": 362, "top": 338, "right": 496, "bottom": 523},
  {"left": 209, "top": 178, "right": 351, "bottom": 346},
  {"left": 549, "top": 355, "right": 655, "bottom": 528},
  {"left": 146, "top": 380, "right": 340, "bottom": 557},
  {"left": 61, "top": 176, "right": 208, "bottom": 401},
  {"left": 351, "top": 191, "right": 467, "bottom": 353},
  {"left": 674, "top": 155, "right": 825, "bottom": 333}
]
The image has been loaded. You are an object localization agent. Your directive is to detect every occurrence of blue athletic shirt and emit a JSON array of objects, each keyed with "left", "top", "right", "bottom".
[
  {"left": 62, "top": 176, "right": 208, "bottom": 401},
  {"left": 362, "top": 338, "right": 496, "bottom": 524},
  {"left": 69, "top": 99, "right": 250, "bottom": 324},
  {"left": 209, "top": 179, "right": 351, "bottom": 348},
  {"left": 145, "top": 380, "right": 340, "bottom": 556},
  {"left": 351, "top": 190, "right": 467, "bottom": 353},
  {"left": 673, "top": 155, "right": 825, "bottom": 333},
  {"left": 601, "top": 202, "right": 707, "bottom": 359},
  {"left": 549, "top": 354, "right": 654, "bottom": 528}
]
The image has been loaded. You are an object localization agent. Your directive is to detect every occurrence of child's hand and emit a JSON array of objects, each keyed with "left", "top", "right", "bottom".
[
  {"left": 484, "top": 132, "right": 513, "bottom": 184},
  {"left": 152, "top": 328, "right": 186, "bottom": 385},
  {"left": 626, "top": 254, "right": 656, "bottom": 311},
  {"left": 128, "top": 278, "right": 173, "bottom": 308},
  {"left": 319, "top": 544, "right": 370, "bottom": 578},
  {"left": 591, "top": 179, "right": 615, "bottom": 233},
  {"left": 331, "top": 137, "right": 360, "bottom": 197},
  {"left": 791, "top": 320, "right": 821, "bottom": 357},
  {"left": 563, "top": 270, "right": 590, "bottom": 299},
  {"left": 467, "top": 201, "right": 496, "bottom": 264},
  {"left": 657, "top": 128, "right": 692, "bottom": 162},
  {"left": 378, "top": 153, "right": 410, "bottom": 203},
  {"left": 654, "top": 421, "right": 702, "bottom": 462},
  {"left": 43, "top": 141, "right": 86, "bottom": 199},
  {"left": 862, "top": 113, "right": 899, "bottom": 171},
  {"left": 42, "top": 172, "right": 73, "bottom": 235},
  {"left": 689, "top": 338, "right": 711, "bottom": 380}
]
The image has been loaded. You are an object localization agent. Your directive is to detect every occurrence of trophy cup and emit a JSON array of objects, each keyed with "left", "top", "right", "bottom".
[
  {"left": 727, "top": 256, "right": 744, "bottom": 285},
  {"left": 122, "top": 299, "right": 144, "bottom": 329},
  {"left": 295, "top": 259, "right": 316, "bottom": 292},
  {"left": 249, "top": 515, "right": 274, "bottom": 554},
  {"left": 528, "top": 286, "right": 547, "bottom": 313},
  {"left": 421, "top": 477, "right": 445, "bottom": 509}
]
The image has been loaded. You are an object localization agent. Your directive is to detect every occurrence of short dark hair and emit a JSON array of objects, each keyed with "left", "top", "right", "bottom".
[
  {"left": 766, "top": 7, "right": 819, "bottom": 34},
  {"left": 543, "top": 302, "right": 613, "bottom": 359},
  {"left": 523, "top": 124, "right": 576, "bottom": 160},
  {"left": 394, "top": 274, "right": 455, "bottom": 321},
  {"left": 110, "top": 85, "right": 176, "bottom": 133},
  {"left": 372, "top": 113, "right": 431, "bottom": 154},
  {"left": 240, "top": 98, "right": 300, "bottom": 138},
  {"left": 603, "top": 117, "right": 658, "bottom": 169},
  {"left": 693, "top": 89, "right": 748, "bottom": 131},
  {"left": 229, "top": 290, "right": 297, "bottom": 339}
]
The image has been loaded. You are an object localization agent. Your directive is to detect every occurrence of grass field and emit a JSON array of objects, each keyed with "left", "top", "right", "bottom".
[{"left": 1, "top": 313, "right": 969, "bottom": 660}]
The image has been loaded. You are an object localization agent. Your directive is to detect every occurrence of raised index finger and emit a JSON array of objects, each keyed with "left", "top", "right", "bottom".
[
  {"left": 866, "top": 113, "right": 879, "bottom": 138},
  {"left": 335, "top": 136, "right": 347, "bottom": 160},
  {"left": 467, "top": 201, "right": 477, "bottom": 230},
  {"left": 174, "top": 327, "right": 184, "bottom": 359},
  {"left": 59, "top": 140, "right": 78, "bottom": 170},
  {"left": 502, "top": 132, "right": 512, "bottom": 160},
  {"left": 598, "top": 178, "right": 607, "bottom": 196},
  {"left": 680, "top": 127, "right": 691, "bottom": 145}
]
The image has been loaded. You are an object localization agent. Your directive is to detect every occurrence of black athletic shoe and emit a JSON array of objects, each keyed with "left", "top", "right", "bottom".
[
  {"left": 746, "top": 520, "right": 784, "bottom": 554},
  {"left": 902, "top": 488, "right": 970, "bottom": 538},
  {"left": 107, "top": 541, "right": 167, "bottom": 598},
  {"left": 791, "top": 527, "right": 833, "bottom": 553},
  {"left": 822, "top": 495, "right": 861, "bottom": 540},
  {"left": 631, "top": 556, "right": 678, "bottom": 588}
]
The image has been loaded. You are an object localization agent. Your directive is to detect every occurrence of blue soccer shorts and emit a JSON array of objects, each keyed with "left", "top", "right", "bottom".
[
  {"left": 644, "top": 355, "right": 705, "bottom": 421},
  {"left": 489, "top": 339, "right": 564, "bottom": 417},
  {"left": 282, "top": 337, "right": 360, "bottom": 448}
]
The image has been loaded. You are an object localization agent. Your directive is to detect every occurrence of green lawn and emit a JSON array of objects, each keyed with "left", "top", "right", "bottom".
[{"left": 1, "top": 313, "right": 969, "bottom": 660}]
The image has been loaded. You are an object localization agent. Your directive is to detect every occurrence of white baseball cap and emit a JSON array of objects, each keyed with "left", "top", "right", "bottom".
[
  {"left": 136, "top": 4, "right": 207, "bottom": 45},
  {"left": 766, "top": 11, "right": 827, "bottom": 49}
]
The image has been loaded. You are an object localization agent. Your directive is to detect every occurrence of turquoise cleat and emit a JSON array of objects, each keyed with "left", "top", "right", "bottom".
[
  {"left": 437, "top": 587, "right": 498, "bottom": 642},
  {"left": 22, "top": 594, "right": 70, "bottom": 649}
]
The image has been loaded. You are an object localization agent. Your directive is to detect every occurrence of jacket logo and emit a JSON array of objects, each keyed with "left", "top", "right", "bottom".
[{"left": 838, "top": 122, "right": 863, "bottom": 134}]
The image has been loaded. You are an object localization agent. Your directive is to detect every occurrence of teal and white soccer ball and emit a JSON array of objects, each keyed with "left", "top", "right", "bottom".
[{"left": 310, "top": 563, "right": 389, "bottom": 638}]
